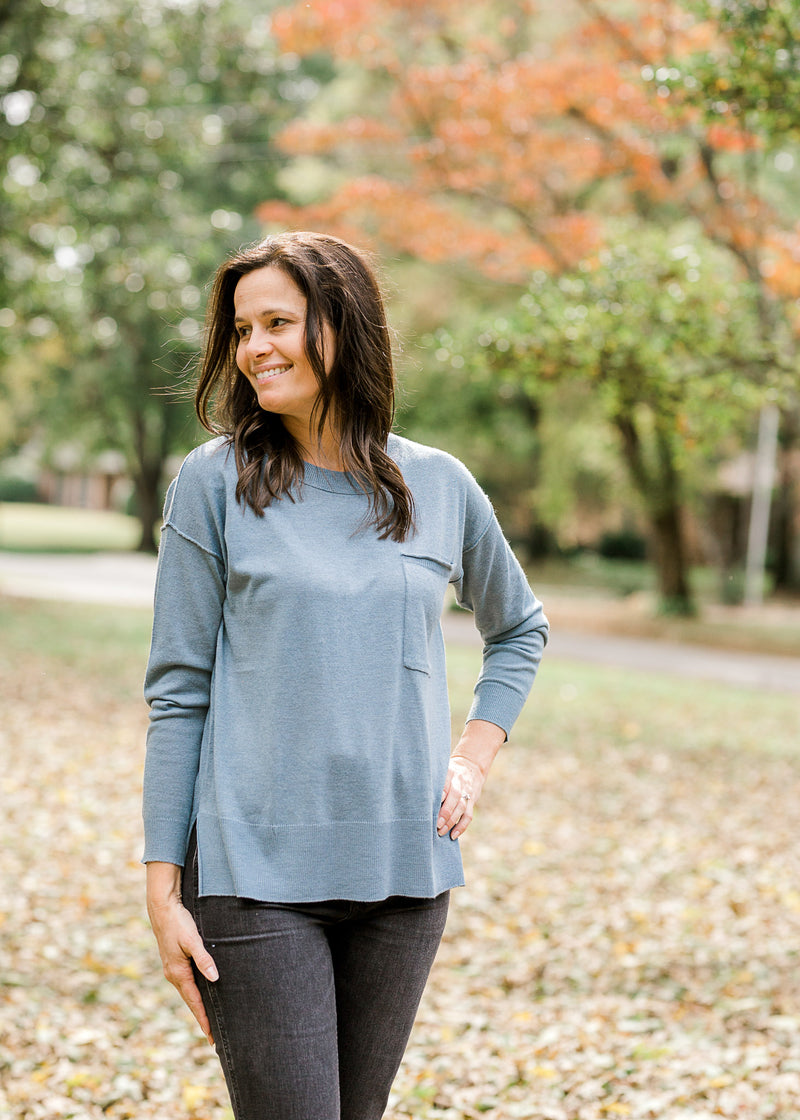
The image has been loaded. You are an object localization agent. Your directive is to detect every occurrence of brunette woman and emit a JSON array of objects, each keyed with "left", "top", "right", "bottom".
[{"left": 143, "top": 231, "right": 548, "bottom": 1120}]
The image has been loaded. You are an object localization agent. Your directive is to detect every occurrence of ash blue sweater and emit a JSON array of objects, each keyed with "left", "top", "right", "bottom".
[{"left": 142, "top": 433, "right": 548, "bottom": 902}]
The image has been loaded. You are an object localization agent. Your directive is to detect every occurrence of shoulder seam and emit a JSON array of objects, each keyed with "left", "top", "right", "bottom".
[
  {"left": 162, "top": 520, "right": 225, "bottom": 561},
  {"left": 463, "top": 508, "right": 496, "bottom": 555}
]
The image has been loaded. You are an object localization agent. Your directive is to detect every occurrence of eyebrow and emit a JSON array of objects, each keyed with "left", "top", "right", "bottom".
[{"left": 234, "top": 306, "right": 298, "bottom": 326}]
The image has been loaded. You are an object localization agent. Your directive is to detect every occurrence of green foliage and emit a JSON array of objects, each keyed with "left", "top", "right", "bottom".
[
  {"left": 0, "top": 473, "right": 39, "bottom": 503},
  {"left": 481, "top": 227, "right": 773, "bottom": 474},
  {"left": 0, "top": 0, "right": 330, "bottom": 548},
  {"left": 683, "top": 0, "right": 800, "bottom": 139},
  {"left": 402, "top": 338, "right": 632, "bottom": 557},
  {"left": 598, "top": 527, "right": 648, "bottom": 561},
  {"left": 399, "top": 325, "right": 546, "bottom": 553},
  {"left": 445, "top": 224, "right": 780, "bottom": 612}
]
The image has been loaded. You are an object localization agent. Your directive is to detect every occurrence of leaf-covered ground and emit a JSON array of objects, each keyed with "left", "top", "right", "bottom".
[{"left": 1, "top": 598, "right": 799, "bottom": 1119}]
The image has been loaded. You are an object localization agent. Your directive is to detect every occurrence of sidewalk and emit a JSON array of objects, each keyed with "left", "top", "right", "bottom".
[
  {"left": 0, "top": 550, "right": 158, "bottom": 607},
  {"left": 1, "top": 550, "right": 799, "bottom": 694},
  {"left": 444, "top": 609, "right": 800, "bottom": 695}
]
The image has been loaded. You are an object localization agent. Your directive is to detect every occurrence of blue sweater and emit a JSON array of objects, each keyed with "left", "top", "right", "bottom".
[{"left": 142, "top": 434, "right": 548, "bottom": 902}]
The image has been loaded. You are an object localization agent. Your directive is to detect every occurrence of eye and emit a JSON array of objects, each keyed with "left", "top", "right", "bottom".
[
  {"left": 236, "top": 325, "right": 251, "bottom": 340},
  {"left": 270, "top": 316, "right": 289, "bottom": 328}
]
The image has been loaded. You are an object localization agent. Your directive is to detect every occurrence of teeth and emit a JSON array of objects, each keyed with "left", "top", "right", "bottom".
[{"left": 255, "top": 364, "right": 291, "bottom": 378}]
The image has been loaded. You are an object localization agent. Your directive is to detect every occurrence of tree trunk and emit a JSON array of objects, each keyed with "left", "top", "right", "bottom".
[
  {"left": 131, "top": 414, "right": 164, "bottom": 553},
  {"left": 770, "top": 409, "right": 800, "bottom": 592},
  {"left": 649, "top": 504, "right": 694, "bottom": 615},
  {"left": 134, "top": 463, "right": 163, "bottom": 554},
  {"left": 614, "top": 410, "right": 695, "bottom": 616},
  {"left": 130, "top": 404, "right": 171, "bottom": 555}
]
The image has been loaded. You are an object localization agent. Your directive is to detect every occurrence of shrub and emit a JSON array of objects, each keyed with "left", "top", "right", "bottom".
[
  {"left": 0, "top": 475, "right": 41, "bottom": 503},
  {"left": 597, "top": 528, "right": 648, "bottom": 561}
]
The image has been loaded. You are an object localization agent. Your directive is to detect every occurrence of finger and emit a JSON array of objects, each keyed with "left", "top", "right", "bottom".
[
  {"left": 437, "top": 791, "right": 472, "bottom": 837},
  {"left": 438, "top": 771, "right": 458, "bottom": 833},
  {"left": 437, "top": 789, "right": 460, "bottom": 834},
  {"left": 191, "top": 942, "right": 219, "bottom": 984},
  {"left": 171, "top": 913, "right": 219, "bottom": 983},
  {"left": 168, "top": 922, "right": 218, "bottom": 1039},
  {"left": 449, "top": 799, "right": 474, "bottom": 839},
  {"left": 165, "top": 957, "right": 215, "bottom": 1044},
  {"left": 183, "top": 936, "right": 218, "bottom": 1041},
  {"left": 181, "top": 977, "right": 215, "bottom": 1045}
]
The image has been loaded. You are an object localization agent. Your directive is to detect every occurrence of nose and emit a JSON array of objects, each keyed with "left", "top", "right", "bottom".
[{"left": 245, "top": 325, "right": 274, "bottom": 357}]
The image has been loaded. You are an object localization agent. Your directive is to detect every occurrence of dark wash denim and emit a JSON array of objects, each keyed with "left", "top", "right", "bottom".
[{"left": 182, "top": 828, "right": 449, "bottom": 1120}]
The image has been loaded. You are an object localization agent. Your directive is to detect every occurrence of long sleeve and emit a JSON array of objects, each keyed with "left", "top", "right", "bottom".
[
  {"left": 142, "top": 447, "right": 228, "bottom": 865},
  {"left": 453, "top": 480, "right": 549, "bottom": 736}
]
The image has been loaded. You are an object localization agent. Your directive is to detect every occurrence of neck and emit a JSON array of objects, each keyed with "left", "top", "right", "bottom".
[
  {"left": 283, "top": 418, "right": 345, "bottom": 472},
  {"left": 303, "top": 445, "right": 346, "bottom": 471}
]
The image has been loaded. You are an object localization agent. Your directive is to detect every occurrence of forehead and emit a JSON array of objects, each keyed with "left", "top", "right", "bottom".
[{"left": 233, "top": 266, "right": 306, "bottom": 316}]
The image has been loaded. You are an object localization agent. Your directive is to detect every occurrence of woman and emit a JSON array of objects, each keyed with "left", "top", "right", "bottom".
[{"left": 143, "top": 231, "right": 548, "bottom": 1120}]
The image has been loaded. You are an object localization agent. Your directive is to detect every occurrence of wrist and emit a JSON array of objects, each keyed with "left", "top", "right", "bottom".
[
  {"left": 452, "top": 719, "right": 506, "bottom": 781},
  {"left": 146, "top": 861, "right": 183, "bottom": 910}
]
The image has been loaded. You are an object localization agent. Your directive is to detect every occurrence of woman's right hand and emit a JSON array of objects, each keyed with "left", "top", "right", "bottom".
[{"left": 146, "top": 862, "right": 219, "bottom": 1045}]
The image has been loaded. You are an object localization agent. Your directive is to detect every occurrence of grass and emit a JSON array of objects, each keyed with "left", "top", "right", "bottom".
[
  {"left": 446, "top": 644, "right": 800, "bottom": 759},
  {"left": 533, "top": 589, "right": 800, "bottom": 658},
  {"left": 0, "top": 596, "right": 152, "bottom": 698},
  {"left": 0, "top": 502, "right": 140, "bottom": 552},
  {"left": 3, "top": 595, "right": 795, "bottom": 758},
  {"left": 531, "top": 551, "right": 760, "bottom": 603},
  {"left": 2, "top": 500, "right": 799, "bottom": 658},
  {"left": 524, "top": 554, "right": 800, "bottom": 659}
]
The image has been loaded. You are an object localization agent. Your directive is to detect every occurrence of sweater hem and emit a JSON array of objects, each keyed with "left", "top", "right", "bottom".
[{"left": 195, "top": 811, "right": 465, "bottom": 903}]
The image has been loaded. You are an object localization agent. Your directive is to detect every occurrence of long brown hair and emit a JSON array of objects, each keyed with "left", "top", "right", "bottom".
[{"left": 195, "top": 231, "right": 414, "bottom": 541}]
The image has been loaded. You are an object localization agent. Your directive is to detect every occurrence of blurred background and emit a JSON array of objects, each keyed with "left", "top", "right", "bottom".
[
  {"left": 3, "top": 5, "right": 800, "bottom": 1118},
  {"left": 1, "top": 0, "right": 799, "bottom": 619}
]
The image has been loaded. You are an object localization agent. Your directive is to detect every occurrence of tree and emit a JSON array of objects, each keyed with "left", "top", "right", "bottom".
[
  {"left": 454, "top": 229, "right": 774, "bottom": 613},
  {"left": 397, "top": 329, "right": 548, "bottom": 555},
  {"left": 256, "top": 0, "right": 800, "bottom": 592},
  {"left": 683, "top": 0, "right": 800, "bottom": 142},
  {"left": 0, "top": 0, "right": 328, "bottom": 549},
  {"left": 257, "top": 1, "right": 797, "bottom": 294},
  {"left": 669, "top": 0, "right": 800, "bottom": 589},
  {"left": 259, "top": 0, "right": 612, "bottom": 277}
]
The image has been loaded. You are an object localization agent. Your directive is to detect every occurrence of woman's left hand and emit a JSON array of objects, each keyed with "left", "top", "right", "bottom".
[
  {"left": 437, "top": 756, "right": 485, "bottom": 839},
  {"left": 437, "top": 719, "right": 507, "bottom": 839}
]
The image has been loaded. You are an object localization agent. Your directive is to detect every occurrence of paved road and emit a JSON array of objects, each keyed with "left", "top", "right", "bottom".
[
  {"left": 0, "top": 550, "right": 158, "bottom": 607},
  {"left": 444, "top": 611, "right": 800, "bottom": 695},
  {"left": 1, "top": 550, "right": 799, "bottom": 695}
]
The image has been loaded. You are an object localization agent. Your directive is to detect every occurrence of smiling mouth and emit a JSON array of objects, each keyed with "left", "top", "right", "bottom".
[{"left": 253, "top": 363, "right": 292, "bottom": 383}]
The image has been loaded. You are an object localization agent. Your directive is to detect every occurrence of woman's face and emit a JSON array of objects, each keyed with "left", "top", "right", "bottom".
[{"left": 234, "top": 266, "right": 335, "bottom": 440}]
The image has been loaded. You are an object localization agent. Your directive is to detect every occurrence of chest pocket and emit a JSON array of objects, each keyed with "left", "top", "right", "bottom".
[{"left": 401, "top": 552, "right": 452, "bottom": 674}]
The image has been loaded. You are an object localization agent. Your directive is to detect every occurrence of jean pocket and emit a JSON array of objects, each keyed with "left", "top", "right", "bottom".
[{"left": 401, "top": 553, "right": 452, "bottom": 674}]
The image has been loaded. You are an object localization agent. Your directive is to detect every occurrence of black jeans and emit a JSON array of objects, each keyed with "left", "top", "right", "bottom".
[{"left": 182, "top": 828, "right": 449, "bottom": 1120}]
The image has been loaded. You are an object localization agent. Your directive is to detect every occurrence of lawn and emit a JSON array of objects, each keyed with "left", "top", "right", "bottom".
[
  {"left": 0, "top": 503, "right": 140, "bottom": 553},
  {"left": 4, "top": 501, "right": 800, "bottom": 658},
  {"left": 1, "top": 597, "right": 799, "bottom": 1119}
]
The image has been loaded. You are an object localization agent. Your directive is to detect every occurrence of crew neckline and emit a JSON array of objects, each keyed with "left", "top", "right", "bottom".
[
  {"left": 301, "top": 460, "right": 366, "bottom": 495},
  {"left": 300, "top": 433, "right": 403, "bottom": 494}
]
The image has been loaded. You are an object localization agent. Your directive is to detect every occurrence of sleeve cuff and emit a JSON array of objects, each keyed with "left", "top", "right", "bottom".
[
  {"left": 141, "top": 816, "right": 191, "bottom": 867},
  {"left": 466, "top": 681, "right": 528, "bottom": 737}
]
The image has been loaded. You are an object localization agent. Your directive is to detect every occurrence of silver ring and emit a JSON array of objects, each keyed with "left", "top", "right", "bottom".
[{"left": 463, "top": 794, "right": 471, "bottom": 803}]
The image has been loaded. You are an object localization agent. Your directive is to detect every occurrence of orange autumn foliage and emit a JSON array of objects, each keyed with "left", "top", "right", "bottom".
[
  {"left": 259, "top": 180, "right": 561, "bottom": 277},
  {"left": 705, "top": 122, "right": 763, "bottom": 153},
  {"left": 261, "top": 0, "right": 800, "bottom": 301},
  {"left": 278, "top": 117, "right": 403, "bottom": 156}
]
